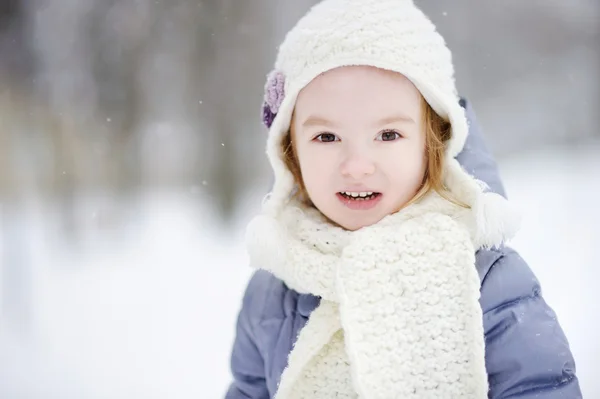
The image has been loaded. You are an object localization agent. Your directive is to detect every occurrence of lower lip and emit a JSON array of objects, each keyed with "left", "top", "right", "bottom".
[{"left": 336, "top": 193, "right": 383, "bottom": 210}]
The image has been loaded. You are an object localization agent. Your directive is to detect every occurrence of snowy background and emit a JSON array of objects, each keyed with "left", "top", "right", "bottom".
[{"left": 1, "top": 1, "right": 599, "bottom": 398}]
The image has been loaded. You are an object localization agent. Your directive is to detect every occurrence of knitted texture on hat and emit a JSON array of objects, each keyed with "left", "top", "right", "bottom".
[{"left": 260, "top": 0, "right": 470, "bottom": 217}]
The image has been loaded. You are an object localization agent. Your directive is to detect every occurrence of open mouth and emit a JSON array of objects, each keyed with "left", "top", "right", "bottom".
[
  {"left": 336, "top": 191, "right": 383, "bottom": 210},
  {"left": 338, "top": 191, "right": 381, "bottom": 201}
]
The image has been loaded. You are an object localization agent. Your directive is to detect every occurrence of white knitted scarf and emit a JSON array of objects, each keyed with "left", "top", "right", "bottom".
[{"left": 246, "top": 178, "right": 518, "bottom": 398}]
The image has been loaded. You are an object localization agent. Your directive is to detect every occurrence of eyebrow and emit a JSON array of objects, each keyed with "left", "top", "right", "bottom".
[
  {"left": 301, "top": 116, "right": 337, "bottom": 129},
  {"left": 301, "top": 114, "right": 415, "bottom": 129}
]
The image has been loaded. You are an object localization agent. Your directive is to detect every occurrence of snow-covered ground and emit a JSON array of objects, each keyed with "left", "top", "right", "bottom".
[{"left": 0, "top": 140, "right": 598, "bottom": 398}]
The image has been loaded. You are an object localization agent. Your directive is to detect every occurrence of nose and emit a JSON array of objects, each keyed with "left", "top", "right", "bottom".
[{"left": 340, "top": 149, "right": 376, "bottom": 179}]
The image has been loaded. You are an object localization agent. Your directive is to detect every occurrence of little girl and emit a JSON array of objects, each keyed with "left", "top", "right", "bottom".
[{"left": 227, "top": 1, "right": 581, "bottom": 398}]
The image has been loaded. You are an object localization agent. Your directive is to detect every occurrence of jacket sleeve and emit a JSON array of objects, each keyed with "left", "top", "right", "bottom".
[
  {"left": 225, "top": 272, "right": 270, "bottom": 399},
  {"left": 481, "top": 248, "right": 582, "bottom": 398}
]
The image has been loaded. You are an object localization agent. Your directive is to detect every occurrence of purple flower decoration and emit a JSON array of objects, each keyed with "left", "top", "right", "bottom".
[{"left": 262, "top": 70, "right": 286, "bottom": 129}]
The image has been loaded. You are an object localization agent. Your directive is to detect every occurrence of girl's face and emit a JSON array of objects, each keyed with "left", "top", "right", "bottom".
[{"left": 292, "top": 66, "right": 427, "bottom": 231}]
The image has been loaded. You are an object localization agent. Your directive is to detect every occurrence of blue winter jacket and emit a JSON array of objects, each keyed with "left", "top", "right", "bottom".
[{"left": 225, "top": 99, "right": 582, "bottom": 398}]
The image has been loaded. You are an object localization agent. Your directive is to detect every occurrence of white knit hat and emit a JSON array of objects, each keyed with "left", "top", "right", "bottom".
[{"left": 257, "top": 0, "right": 519, "bottom": 246}]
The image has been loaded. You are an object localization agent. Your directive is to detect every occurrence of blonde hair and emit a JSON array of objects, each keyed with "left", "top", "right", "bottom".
[{"left": 282, "top": 96, "right": 466, "bottom": 209}]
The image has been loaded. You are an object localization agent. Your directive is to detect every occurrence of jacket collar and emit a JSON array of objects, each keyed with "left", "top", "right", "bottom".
[{"left": 297, "top": 293, "right": 320, "bottom": 317}]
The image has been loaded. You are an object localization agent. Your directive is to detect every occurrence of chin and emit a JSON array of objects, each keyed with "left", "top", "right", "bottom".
[
  {"left": 335, "top": 213, "right": 385, "bottom": 231},
  {"left": 338, "top": 221, "right": 362, "bottom": 231},
  {"left": 316, "top": 201, "right": 388, "bottom": 231}
]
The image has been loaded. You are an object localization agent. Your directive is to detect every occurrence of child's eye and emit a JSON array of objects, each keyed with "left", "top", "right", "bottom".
[
  {"left": 376, "top": 130, "right": 402, "bottom": 142},
  {"left": 315, "top": 133, "right": 339, "bottom": 143}
]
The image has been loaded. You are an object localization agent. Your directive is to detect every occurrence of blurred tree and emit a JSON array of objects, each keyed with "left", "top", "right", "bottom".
[
  {"left": 0, "top": 0, "right": 35, "bottom": 333},
  {"left": 0, "top": 0, "right": 32, "bottom": 82},
  {"left": 191, "top": 0, "right": 277, "bottom": 220}
]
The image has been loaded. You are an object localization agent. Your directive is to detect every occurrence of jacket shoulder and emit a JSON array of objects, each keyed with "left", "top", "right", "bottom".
[
  {"left": 476, "top": 247, "right": 540, "bottom": 313},
  {"left": 476, "top": 247, "right": 581, "bottom": 397},
  {"left": 243, "top": 269, "right": 292, "bottom": 324}
]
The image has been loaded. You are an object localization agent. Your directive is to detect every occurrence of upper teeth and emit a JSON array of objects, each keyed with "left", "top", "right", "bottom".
[{"left": 343, "top": 191, "right": 374, "bottom": 197}]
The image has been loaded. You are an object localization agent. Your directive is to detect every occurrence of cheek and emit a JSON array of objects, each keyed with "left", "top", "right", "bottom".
[
  {"left": 386, "top": 145, "right": 427, "bottom": 185},
  {"left": 296, "top": 144, "right": 336, "bottom": 188}
]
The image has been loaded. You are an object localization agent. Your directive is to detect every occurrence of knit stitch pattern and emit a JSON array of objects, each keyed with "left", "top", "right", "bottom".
[{"left": 246, "top": 192, "right": 502, "bottom": 398}]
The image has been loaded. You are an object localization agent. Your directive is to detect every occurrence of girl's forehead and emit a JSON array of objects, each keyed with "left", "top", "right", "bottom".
[
  {"left": 302, "top": 65, "right": 415, "bottom": 93},
  {"left": 294, "top": 66, "right": 422, "bottom": 126},
  {"left": 299, "top": 66, "right": 419, "bottom": 101}
]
